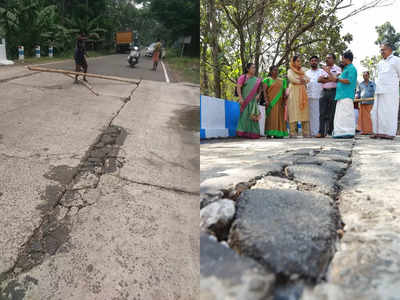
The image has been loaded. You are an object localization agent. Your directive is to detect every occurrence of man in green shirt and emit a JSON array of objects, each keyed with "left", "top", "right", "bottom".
[{"left": 324, "top": 50, "right": 358, "bottom": 138}]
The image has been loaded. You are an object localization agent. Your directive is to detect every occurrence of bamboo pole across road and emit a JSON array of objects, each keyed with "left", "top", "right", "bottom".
[{"left": 27, "top": 66, "right": 140, "bottom": 85}]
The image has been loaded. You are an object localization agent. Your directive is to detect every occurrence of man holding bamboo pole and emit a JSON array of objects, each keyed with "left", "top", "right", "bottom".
[{"left": 74, "top": 37, "right": 88, "bottom": 83}]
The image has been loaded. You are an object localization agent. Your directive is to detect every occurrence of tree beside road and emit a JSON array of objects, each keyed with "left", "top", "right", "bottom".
[
  {"left": 201, "top": 0, "right": 391, "bottom": 100},
  {"left": 361, "top": 21, "right": 400, "bottom": 80},
  {"left": 0, "top": 0, "right": 199, "bottom": 59}
]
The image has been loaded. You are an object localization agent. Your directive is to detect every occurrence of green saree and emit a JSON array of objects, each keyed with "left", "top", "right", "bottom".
[{"left": 236, "top": 75, "right": 261, "bottom": 139}]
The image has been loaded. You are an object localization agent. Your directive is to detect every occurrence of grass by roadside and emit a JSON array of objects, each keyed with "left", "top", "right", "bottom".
[
  {"left": 164, "top": 54, "right": 199, "bottom": 84},
  {"left": 11, "top": 49, "right": 116, "bottom": 65}
]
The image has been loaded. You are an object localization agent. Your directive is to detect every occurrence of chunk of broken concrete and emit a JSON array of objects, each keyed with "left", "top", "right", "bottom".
[
  {"left": 229, "top": 189, "right": 338, "bottom": 280},
  {"left": 200, "top": 199, "right": 235, "bottom": 240}
]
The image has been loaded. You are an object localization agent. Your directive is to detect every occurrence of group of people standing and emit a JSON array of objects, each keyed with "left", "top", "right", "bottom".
[{"left": 236, "top": 43, "right": 400, "bottom": 140}]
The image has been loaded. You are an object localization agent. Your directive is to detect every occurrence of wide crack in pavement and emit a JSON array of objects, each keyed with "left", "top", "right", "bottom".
[
  {"left": 0, "top": 82, "right": 138, "bottom": 295},
  {"left": 200, "top": 140, "right": 356, "bottom": 299}
]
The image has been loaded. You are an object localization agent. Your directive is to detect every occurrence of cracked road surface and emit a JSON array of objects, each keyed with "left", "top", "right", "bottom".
[
  {"left": 201, "top": 137, "right": 400, "bottom": 299},
  {"left": 0, "top": 64, "right": 199, "bottom": 299}
]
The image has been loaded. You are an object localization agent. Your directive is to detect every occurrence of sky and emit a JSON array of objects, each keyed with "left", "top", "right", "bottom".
[{"left": 338, "top": 0, "right": 400, "bottom": 78}]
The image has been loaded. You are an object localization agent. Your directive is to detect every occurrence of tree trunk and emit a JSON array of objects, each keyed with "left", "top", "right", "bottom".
[
  {"left": 238, "top": 29, "right": 247, "bottom": 74},
  {"left": 201, "top": 41, "right": 209, "bottom": 95},
  {"left": 254, "top": 0, "right": 266, "bottom": 76},
  {"left": 209, "top": 0, "right": 221, "bottom": 98}
]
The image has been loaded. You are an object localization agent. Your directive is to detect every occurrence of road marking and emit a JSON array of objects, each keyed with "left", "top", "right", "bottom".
[{"left": 161, "top": 61, "right": 170, "bottom": 83}]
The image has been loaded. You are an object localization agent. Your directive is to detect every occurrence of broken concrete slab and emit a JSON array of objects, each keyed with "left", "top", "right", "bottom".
[
  {"left": 1, "top": 63, "right": 199, "bottom": 298},
  {"left": 286, "top": 164, "right": 338, "bottom": 196},
  {"left": 200, "top": 161, "right": 285, "bottom": 195},
  {"left": 0, "top": 71, "right": 134, "bottom": 278},
  {"left": 229, "top": 189, "right": 339, "bottom": 280},
  {"left": 1, "top": 178, "right": 199, "bottom": 300},
  {"left": 113, "top": 80, "right": 200, "bottom": 194}
]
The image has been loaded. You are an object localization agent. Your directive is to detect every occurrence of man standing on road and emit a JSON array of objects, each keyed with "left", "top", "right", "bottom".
[
  {"left": 326, "top": 50, "right": 358, "bottom": 138},
  {"left": 306, "top": 56, "right": 324, "bottom": 136},
  {"left": 355, "top": 71, "right": 375, "bottom": 135},
  {"left": 74, "top": 37, "right": 88, "bottom": 83},
  {"left": 371, "top": 43, "right": 400, "bottom": 139},
  {"left": 316, "top": 53, "right": 342, "bottom": 138}
]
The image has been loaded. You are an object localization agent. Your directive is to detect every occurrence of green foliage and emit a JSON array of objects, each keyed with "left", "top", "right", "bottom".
[
  {"left": 0, "top": 0, "right": 196, "bottom": 58},
  {"left": 165, "top": 54, "right": 199, "bottom": 84},
  {"left": 375, "top": 21, "right": 400, "bottom": 53},
  {"left": 361, "top": 21, "right": 400, "bottom": 80},
  {"left": 149, "top": 0, "right": 199, "bottom": 56},
  {"left": 201, "top": 0, "right": 356, "bottom": 98},
  {"left": 361, "top": 55, "right": 380, "bottom": 80}
]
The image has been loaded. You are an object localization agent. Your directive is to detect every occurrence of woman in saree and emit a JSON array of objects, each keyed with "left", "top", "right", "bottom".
[
  {"left": 152, "top": 39, "right": 162, "bottom": 71},
  {"left": 287, "top": 56, "right": 311, "bottom": 138},
  {"left": 236, "top": 63, "right": 262, "bottom": 138},
  {"left": 263, "top": 66, "right": 288, "bottom": 138}
]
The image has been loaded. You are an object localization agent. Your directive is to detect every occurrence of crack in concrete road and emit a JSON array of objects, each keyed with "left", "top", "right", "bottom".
[
  {"left": 0, "top": 71, "right": 40, "bottom": 84},
  {"left": 0, "top": 82, "right": 140, "bottom": 292},
  {"left": 112, "top": 174, "right": 199, "bottom": 196},
  {"left": 0, "top": 152, "right": 82, "bottom": 160}
]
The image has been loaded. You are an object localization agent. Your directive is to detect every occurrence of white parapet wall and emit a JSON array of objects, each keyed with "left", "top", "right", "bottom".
[{"left": 0, "top": 38, "right": 14, "bottom": 65}]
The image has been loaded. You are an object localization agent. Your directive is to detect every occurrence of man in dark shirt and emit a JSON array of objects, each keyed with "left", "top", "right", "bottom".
[{"left": 74, "top": 38, "right": 88, "bottom": 83}]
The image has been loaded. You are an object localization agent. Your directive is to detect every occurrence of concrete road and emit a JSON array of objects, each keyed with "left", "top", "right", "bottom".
[
  {"left": 41, "top": 54, "right": 167, "bottom": 82},
  {"left": 0, "top": 62, "right": 199, "bottom": 299},
  {"left": 201, "top": 136, "right": 400, "bottom": 299}
]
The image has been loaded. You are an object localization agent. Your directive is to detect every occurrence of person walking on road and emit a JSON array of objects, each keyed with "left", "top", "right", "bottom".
[
  {"left": 152, "top": 39, "right": 162, "bottom": 71},
  {"left": 355, "top": 71, "right": 376, "bottom": 135},
  {"left": 287, "top": 56, "right": 310, "bottom": 138},
  {"left": 74, "top": 37, "right": 88, "bottom": 83},
  {"left": 236, "top": 63, "right": 262, "bottom": 139},
  {"left": 263, "top": 66, "right": 288, "bottom": 138},
  {"left": 305, "top": 56, "right": 324, "bottom": 137},
  {"left": 371, "top": 43, "right": 400, "bottom": 139},
  {"left": 325, "top": 50, "right": 358, "bottom": 138},
  {"left": 315, "top": 53, "right": 342, "bottom": 137}
]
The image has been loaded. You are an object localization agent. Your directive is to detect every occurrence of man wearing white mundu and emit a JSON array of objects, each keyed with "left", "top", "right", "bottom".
[{"left": 371, "top": 43, "right": 400, "bottom": 139}]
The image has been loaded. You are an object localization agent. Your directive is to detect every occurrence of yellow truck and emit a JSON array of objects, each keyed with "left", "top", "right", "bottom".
[{"left": 116, "top": 31, "right": 133, "bottom": 53}]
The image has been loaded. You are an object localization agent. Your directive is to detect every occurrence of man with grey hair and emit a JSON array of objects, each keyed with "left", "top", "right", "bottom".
[{"left": 371, "top": 43, "right": 400, "bottom": 139}]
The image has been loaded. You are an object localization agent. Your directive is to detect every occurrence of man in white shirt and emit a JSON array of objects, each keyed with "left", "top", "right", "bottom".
[
  {"left": 306, "top": 56, "right": 324, "bottom": 136},
  {"left": 371, "top": 43, "right": 400, "bottom": 139}
]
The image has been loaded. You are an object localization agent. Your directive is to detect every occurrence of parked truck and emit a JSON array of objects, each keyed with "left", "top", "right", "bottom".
[{"left": 116, "top": 31, "right": 137, "bottom": 53}]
